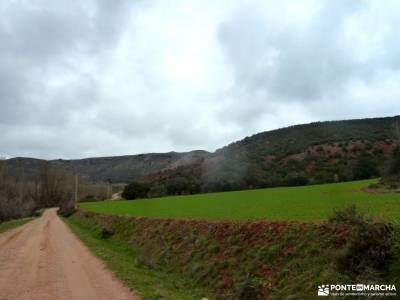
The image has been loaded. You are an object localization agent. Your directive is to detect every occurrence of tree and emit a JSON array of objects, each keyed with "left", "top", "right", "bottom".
[
  {"left": 166, "top": 177, "right": 190, "bottom": 195},
  {"left": 352, "top": 155, "right": 378, "bottom": 180},
  {"left": 122, "top": 182, "right": 150, "bottom": 200},
  {"left": 380, "top": 120, "right": 400, "bottom": 188},
  {"left": 30, "top": 162, "right": 74, "bottom": 208},
  {"left": 0, "top": 160, "right": 36, "bottom": 221},
  {"left": 285, "top": 174, "right": 309, "bottom": 186},
  {"left": 388, "top": 147, "right": 400, "bottom": 176},
  {"left": 391, "top": 118, "right": 400, "bottom": 176}
]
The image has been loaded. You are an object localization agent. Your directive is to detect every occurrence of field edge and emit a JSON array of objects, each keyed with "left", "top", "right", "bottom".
[{"left": 64, "top": 214, "right": 214, "bottom": 300}]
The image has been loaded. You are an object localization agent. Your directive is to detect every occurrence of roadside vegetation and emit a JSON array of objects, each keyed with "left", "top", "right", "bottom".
[
  {"left": 66, "top": 205, "right": 400, "bottom": 299},
  {"left": 73, "top": 179, "right": 400, "bottom": 298},
  {"left": 82, "top": 179, "right": 400, "bottom": 223},
  {"left": 0, "top": 217, "right": 34, "bottom": 234},
  {"left": 65, "top": 215, "right": 212, "bottom": 300}
]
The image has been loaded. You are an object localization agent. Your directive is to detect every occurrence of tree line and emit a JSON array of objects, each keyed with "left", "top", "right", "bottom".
[{"left": 0, "top": 160, "right": 111, "bottom": 222}]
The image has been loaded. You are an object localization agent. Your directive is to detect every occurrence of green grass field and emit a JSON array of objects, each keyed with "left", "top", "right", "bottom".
[{"left": 80, "top": 179, "right": 400, "bottom": 222}]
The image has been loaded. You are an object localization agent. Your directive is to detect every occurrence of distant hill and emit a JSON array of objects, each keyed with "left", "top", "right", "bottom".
[
  {"left": 5, "top": 150, "right": 209, "bottom": 183},
  {"left": 142, "top": 116, "right": 400, "bottom": 195},
  {"left": 5, "top": 115, "right": 400, "bottom": 195}
]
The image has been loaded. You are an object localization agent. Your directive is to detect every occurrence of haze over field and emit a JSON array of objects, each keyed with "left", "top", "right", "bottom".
[{"left": 1, "top": 0, "right": 400, "bottom": 159}]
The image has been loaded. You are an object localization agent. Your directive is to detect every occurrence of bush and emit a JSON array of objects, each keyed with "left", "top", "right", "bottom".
[
  {"left": 58, "top": 199, "right": 76, "bottom": 217},
  {"left": 329, "top": 205, "right": 395, "bottom": 276},
  {"left": 122, "top": 182, "right": 150, "bottom": 200},
  {"left": 388, "top": 146, "right": 400, "bottom": 176},
  {"left": 80, "top": 195, "right": 95, "bottom": 202},
  {"left": 352, "top": 155, "right": 379, "bottom": 180},
  {"left": 101, "top": 226, "right": 114, "bottom": 239},
  {"left": 328, "top": 205, "right": 365, "bottom": 225},
  {"left": 285, "top": 175, "right": 308, "bottom": 187},
  {"left": 379, "top": 146, "right": 400, "bottom": 189},
  {"left": 237, "top": 281, "right": 261, "bottom": 300}
]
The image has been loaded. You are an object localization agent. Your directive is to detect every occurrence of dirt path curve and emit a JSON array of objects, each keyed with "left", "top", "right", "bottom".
[{"left": 0, "top": 208, "right": 139, "bottom": 300}]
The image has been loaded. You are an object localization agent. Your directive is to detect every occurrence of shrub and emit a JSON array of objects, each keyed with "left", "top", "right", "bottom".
[
  {"left": 328, "top": 205, "right": 365, "bottom": 225},
  {"left": 352, "top": 155, "right": 379, "bottom": 180},
  {"left": 58, "top": 199, "right": 76, "bottom": 217},
  {"left": 101, "top": 226, "right": 114, "bottom": 239},
  {"left": 372, "top": 148, "right": 384, "bottom": 155},
  {"left": 329, "top": 205, "right": 395, "bottom": 276},
  {"left": 388, "top": 146, "right": 400, "bottom": 175},
  {"left": 237, "top": 281, "right": 261, "bottom": 300},
  {"left": 379, "top": 146, "right": 400, "bottom": 189},
  {"left": 78, "top": 195, "right": 97, "bottom": 202},
  {"left": 122, "top": 182, "right": 150, "bottom": 200},
  {"left": 285, "top": 175, "right": 308, "bottom": 187}
]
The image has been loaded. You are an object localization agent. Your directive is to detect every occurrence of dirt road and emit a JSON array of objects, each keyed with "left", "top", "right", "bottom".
[{"left": 0, "top": 208, "right": 139, "bottom": 300}]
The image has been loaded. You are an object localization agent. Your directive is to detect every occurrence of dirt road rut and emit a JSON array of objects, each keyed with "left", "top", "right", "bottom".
[{"left": 0, "top": 208, "right": 139, "bottom": 300}]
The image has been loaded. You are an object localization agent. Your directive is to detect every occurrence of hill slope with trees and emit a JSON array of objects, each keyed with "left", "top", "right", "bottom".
[
  {"left": 4, "top": 116, "right": 400, "bottom": 199},
  {"left": 143, "top": 116, "right": 400, "bottom": 196}
]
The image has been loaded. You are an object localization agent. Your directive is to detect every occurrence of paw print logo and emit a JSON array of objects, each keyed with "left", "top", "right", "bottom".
[{"left": 318, "top": 285, "right": 330, "bottom": 296}]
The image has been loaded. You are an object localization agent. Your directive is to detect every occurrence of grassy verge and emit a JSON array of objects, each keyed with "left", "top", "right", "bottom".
[
  {"left": 64, "top": 215, "right": 213, "bottom": 300},
  {"left": 64, "top": 211, "right": 368, "bottom": 299},
  {"left": 0, "top": 218, "right": 34, "bottom": 234},
  {"left": 66, "top": 206, "right": 400, "bottom": 299}
]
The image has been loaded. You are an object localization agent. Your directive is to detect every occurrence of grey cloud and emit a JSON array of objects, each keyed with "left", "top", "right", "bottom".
[
  {"left": 0, "top": 0, "right": 399, "bottom": 159},
  {"left": 0, "top": 1, "right": 130, "bottom": 117},
  {"left": 218, "top": 0, "right": 398, "bottom": 102}
]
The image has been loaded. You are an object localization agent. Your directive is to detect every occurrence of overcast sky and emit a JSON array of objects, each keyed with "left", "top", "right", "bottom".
[{"left": 1, "top": 0, "right": 399, "bottom": 159}]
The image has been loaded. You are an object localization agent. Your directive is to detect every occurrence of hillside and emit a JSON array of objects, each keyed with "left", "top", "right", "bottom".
[
  {"left": 5, "top": 116, "right": 400, "bottom": 195},
  {"left": 5, "top": 150, "right": 209, "bottom": 183},
  {"left": 145, "top": 116, "right": 400, "bottom": 195}
]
